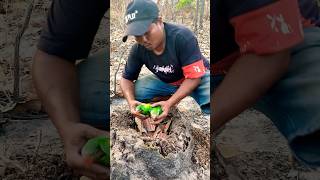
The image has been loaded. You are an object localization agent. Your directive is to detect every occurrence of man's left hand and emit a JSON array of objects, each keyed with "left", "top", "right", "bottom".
[{"left": 150, "top": 100, "right": 172, "bottom": 124}]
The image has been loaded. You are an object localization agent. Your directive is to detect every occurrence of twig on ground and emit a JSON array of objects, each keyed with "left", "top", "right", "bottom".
[
  {"left": 32, "top": 129, "right": 42, "bottom": 164},
  {"left": 0, "top": 89, "right": 16, "bottom": 113},
  {"left": 113, "top": 48, "right": 126, "bottom": 96},
  {"left": 0, "top": 155, "right": 26, "bottom": 172}
]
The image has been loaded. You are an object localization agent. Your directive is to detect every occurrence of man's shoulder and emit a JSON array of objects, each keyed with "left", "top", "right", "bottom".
[
  {"left": 165, "top": 22, "right": 195, "bottom": 42},
  {"left": 223, "top": 0, "right": 282, "bottom": 18},
  {"left": 129, "top": 43, "right": 146, "bottom": 57},
  {"left": 37, "top": 0, "right": 108, "bottom": 61},
  {"left": 131, "top": 43, "right": 144, "bottom": 52}
]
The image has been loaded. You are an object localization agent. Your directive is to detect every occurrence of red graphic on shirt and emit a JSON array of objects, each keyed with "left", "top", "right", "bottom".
[
  {"left": 182, "top": 60, "right": 206, "bottom": 79},
  {"left": 230, "top": 0, "right": 304, "bottom": 55}
]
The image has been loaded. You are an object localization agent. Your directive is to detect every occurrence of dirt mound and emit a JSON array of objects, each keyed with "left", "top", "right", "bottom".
[
  {"left": 110, "top": 100, "right": 209, "bottom": 179},
  {"left": 214, "top": 110, "right": 320, "bottom": 180}
]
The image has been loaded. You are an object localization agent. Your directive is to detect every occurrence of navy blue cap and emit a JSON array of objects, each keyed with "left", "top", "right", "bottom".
[{"left": 122, "top": 0, "right": 159, "bottom": 42}]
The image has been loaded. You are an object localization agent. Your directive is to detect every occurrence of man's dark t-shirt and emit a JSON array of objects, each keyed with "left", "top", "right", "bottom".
[
  {"left": 213, "top": 0, "right": 320, "bottom": 71},
  {"left": 123, "top": 23, "right": 210, "bottom": 85},
  {"left": 37, "top": 0, "right": 108, "bottom": 61}
]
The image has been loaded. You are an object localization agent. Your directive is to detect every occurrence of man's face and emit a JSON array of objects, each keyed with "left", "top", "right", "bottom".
[{"left": 134, "top": 20, "right": 164, "bottom": 51}]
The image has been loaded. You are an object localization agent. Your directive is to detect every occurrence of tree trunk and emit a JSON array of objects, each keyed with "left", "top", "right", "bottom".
[
  {"left": 199, "top": 0, "right": 205, "bottom": 30},
  {"left": 171, "top": 0, "right": 176, "bottom": 22},
  {"left": 205, "top": 0, "right": 210, "bottom": 20},
  {"left": 193, "top": 0, "right": 199, "bottom": 34}
]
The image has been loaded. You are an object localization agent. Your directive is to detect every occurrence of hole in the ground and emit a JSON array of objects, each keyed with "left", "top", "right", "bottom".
[{"left": 112, "top": 106, "right": 191, "bottom": 157}]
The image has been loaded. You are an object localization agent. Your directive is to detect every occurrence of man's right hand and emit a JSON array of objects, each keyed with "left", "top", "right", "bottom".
[
  {"left": 129, "top": 100, "right": 147, "bottom": 119},
  {"left": 62, "top": 123, "right": 109, "bottom": 180}
]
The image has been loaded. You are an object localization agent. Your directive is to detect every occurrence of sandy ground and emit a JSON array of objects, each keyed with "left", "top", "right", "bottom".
[
  {"left": 215, "top": 110, "right": 320, "bottom": 180},
  {"left": 0, "top": 0, "right": 108, "bottom": 179},
  {"left": 0, "top": 115, "right": 76, "bottom": 180}
]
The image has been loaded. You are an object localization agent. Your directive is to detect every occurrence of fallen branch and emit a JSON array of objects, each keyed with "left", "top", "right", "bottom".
[{"left": 13, "top": 0, "right": 35, "bottom": 102}]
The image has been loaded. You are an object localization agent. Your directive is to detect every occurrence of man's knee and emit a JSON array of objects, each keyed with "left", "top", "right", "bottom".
[{"left": 77, "top": 49, "right": 109, "bottom": 130}]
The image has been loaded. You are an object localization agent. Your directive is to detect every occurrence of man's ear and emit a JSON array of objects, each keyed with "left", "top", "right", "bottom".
[{"left": 157, "top": 16, "right": 163, "bottom": 28}]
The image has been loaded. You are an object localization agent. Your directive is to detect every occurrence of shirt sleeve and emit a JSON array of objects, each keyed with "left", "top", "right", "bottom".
[
  {"left": 226, "top": 0, "right": 304, "bottom": 55},
  {"left": 37, "top": 0, "right": 108, "bottom": 62},
  {"left": 122, "top": 44, "right": 144, "bottom": 81},
  {"left": 176, "top": 30, "right": 206, "bottom": 79}
]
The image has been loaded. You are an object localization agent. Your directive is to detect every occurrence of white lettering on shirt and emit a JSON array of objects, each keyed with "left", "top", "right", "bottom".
[
  {"left": 153, "top": 65, "right": 174, "bottom": 74},
  {"left": 193, "top": 65, "right": 201, "bottom": 73},
  {"left": 266, "top": 14, "right": 292, "bottom": 34}
]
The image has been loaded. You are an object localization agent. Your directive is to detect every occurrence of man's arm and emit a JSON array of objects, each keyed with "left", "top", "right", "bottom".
[
  {"left": 167, "top": 78, "right": 201, "bottom": 107},
  {"left": 32, "top": 49, "right": 108, "bottom": 179},
  {"left": 120, "top": 77, "right": 136, "bottom": 105},
  {"left": 120, "top": 77, "right": 146, "bottom": 119},
  {"left": 32, "top": 49, "right": 80, "bottom": 137},
  {"left": 212, "top": 50, "right": 290, "bottom": 131},
  {"left": 152, "top": 78, "right": 201, "bottom": 123}
]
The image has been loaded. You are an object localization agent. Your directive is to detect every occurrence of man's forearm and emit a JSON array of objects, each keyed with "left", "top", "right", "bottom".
[
  {"left": 212, "top": 50, "right": 291, "bottom": 131},
  {"left": 167, "top": 78, "right": 201, "bottom": 106},
  {"left": 32, "top": 49, "right": 80, "bottom": 138},
  {"left": 120, "top": 77, "right": 136, "bottom": 104}
]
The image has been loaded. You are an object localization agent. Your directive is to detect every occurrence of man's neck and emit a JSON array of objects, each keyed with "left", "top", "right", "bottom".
[{"left": 153, "top": 26, "right": 166, "bottom": 55}]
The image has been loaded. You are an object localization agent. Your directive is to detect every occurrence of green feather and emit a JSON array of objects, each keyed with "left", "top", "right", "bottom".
[
  {"left": 150, "top": 106, "right": 163, "bottom": 118},
  {"left": 136, "top": 104, "right": 163, "bottom": 117},
  {"left": 136, "top": 103, "right": 152, "bottom": 115},
  {"left": 81, "top": 136, "right": 110, "bottom": 166}
]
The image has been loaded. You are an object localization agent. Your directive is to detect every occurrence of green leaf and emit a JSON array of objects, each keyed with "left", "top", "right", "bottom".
[{"left": 176, "top": 0, "right": 194, "bottom": 10}]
